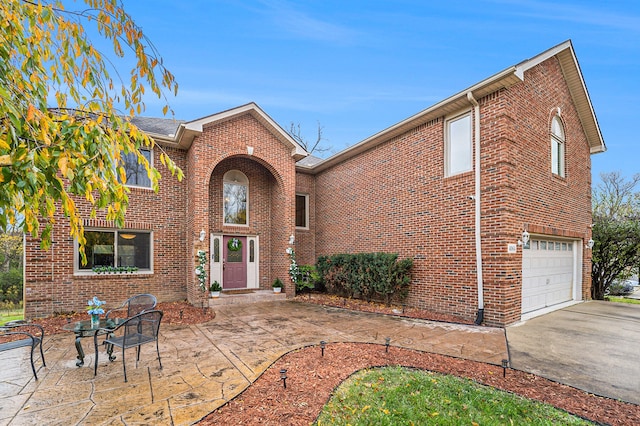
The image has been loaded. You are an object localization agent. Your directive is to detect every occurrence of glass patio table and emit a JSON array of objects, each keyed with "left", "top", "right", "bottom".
[{"left": 62, "top": 317, "right": 124, "bottom": 366}]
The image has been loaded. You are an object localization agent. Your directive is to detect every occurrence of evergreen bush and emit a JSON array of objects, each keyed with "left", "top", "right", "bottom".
[{"left": 316, "top": 253, "right": 413, "bottom": 305}]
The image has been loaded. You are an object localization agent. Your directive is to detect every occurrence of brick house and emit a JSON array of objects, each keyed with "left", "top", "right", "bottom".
[{"left": 24, "top": 40, "right": 604, "bottom": 326}]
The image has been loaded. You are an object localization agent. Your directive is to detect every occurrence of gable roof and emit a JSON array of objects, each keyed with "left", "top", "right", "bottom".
[
  {"left": 131, "top": 116, "right": 185, "bottom": 137},
  {"left": 137, "top": 103, "right": 308, "bottom": 161},
  {"left": 515, "top": 41, "right": 605, "bottom": 155},
  {"left": 299, "top": 40, "right": 605, "bottom": 174}
]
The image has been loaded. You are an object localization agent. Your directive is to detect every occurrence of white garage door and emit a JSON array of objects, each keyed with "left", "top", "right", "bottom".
[{"left": 522, "top": 238, "right": 575, "bottom": 314}]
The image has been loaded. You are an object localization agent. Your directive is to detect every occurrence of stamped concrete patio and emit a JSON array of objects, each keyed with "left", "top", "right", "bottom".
[{"left": 1, "top": 300, "right": 507, "bottom": 425}]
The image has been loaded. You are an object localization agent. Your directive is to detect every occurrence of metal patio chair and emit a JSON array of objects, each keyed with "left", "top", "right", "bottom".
[
  {"left": 105, "top": 293, "right": 157, "bottom": 320},
  {"left": 93, "top": 310, "right": 163, "bottom": 382},
  {"left": 0, "top": 321, "right": 46, "bottom": 380}
]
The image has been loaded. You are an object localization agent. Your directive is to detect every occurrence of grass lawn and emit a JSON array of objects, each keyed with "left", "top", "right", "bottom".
[
  {"left": 316, "top": 366, "right": 592, "bottom": 425},
  {"left": 606, "top": 296, "right": 640, "bottom": 305},
  {"left": 0, "top": 309, "right": 24, "bottom": 325}
]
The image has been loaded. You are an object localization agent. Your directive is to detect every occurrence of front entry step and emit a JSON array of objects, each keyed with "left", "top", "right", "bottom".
[{"left": 208, "top": 289, "right": 286, "bottom": 306}]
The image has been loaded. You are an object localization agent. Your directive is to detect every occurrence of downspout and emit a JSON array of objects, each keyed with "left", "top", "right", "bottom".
[{"left": 467, "top": 91, "right": 484, "bottom": 325}]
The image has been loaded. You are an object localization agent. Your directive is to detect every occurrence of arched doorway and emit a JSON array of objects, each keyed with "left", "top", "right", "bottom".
[{"left": 208, "top": 156, "right": 287, "bottom": 291}]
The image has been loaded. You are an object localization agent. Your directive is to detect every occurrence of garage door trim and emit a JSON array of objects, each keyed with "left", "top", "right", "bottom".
[{"left": 521, "top": 236, "right": 583, "bottom": 319}]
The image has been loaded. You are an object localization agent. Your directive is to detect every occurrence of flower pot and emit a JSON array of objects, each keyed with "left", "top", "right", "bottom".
[
  {"left": 273, "top": 287, "right": 282, "bottom": 294},
  {"left": 210, "top": 291, "right": 221, "bottom": 298}
]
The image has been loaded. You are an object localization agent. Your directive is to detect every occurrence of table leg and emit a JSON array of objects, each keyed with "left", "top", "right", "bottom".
[
  {"left": 74, "top": 334, "right": 85, "bottom": 367},
  {"left": 106, "top": 333, "right": 116, "bottom": 362}
]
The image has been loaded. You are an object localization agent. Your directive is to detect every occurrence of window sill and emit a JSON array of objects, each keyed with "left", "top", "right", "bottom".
[
  {"left": 126, "top": 185, "right": 154, "bottom": 192},
  {"left": 74, "top": 270, "right": 153, "bottom": 278}
]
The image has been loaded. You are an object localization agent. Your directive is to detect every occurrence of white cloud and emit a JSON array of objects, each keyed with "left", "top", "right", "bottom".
[{"left": 257, "top": 0, "right": 360, "bottom": 43}]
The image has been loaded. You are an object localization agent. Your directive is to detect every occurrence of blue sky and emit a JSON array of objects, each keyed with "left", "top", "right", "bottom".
[{"left": 113, "top": 0, "right": 639, "bottom": 183}]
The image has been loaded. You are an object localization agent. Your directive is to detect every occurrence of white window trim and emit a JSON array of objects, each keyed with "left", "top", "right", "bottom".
[
  {"left": 295, "top": 193, "right": 310, "bottom": 230},
  {"left": 551, "top": 116, "right": 565, "bottom": 177},
  {"left": 74, "top": 229, "right": 154, "bottom": 275},
  {"left": 445, "top": 111, "right": 473, "bottom": 177},
  {"left": 123, "top": 148, "right": 154, "bottom": 190},
  {"left": 223, "top": 170, "right": 249, "bottom": 227}
]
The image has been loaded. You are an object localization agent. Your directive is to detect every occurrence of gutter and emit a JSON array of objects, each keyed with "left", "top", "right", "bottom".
[
  {"left": 467, "top": 91, "right": 484, "bottom": 325},
  {"left": 307, "top": 67, "right": 519, "bottom": 175}
]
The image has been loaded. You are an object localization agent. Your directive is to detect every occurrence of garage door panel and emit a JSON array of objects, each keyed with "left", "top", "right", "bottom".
[
  {"left": 522, "top": 294, "right": 546, "bottom": 312},
  {"left": 522, "top": 238, "right": 575, "bottom": 314}
]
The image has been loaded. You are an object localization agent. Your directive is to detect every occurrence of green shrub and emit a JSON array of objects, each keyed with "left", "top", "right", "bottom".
[
  {"left": 294, "top": 265, "right": 319, "bottom": 293},
  {"left": 607, "top": 280, "right": 635, "bottom": 296},
  {"left": 316, "top": 253, "right": 413, "bottom": 305},
  {"left": 0, "top": 268, "right": 23, "bottom": 304}
]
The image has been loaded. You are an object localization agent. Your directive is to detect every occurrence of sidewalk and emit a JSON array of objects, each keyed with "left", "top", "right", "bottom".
[{"left": 0, "top": 301, "right": 507, "bottom": 425}]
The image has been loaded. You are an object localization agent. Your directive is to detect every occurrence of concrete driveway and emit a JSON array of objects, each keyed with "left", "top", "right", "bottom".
[{"left": 506, "top": 301, "right": 640, "bottom": 405}]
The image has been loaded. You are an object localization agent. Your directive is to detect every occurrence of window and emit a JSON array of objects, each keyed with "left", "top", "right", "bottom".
[
  {"left": 213, "top": 237, "right": 220, "bottom": 263},
  {"left": 295, "top": 194, "right": 309, "bottom": 229},
  {"left": 223, "top": 170, "right": 248, "bottom": 225},
  {"left": 78, "top": 230, "right": 151, "bottom": 271},
  {"left": 122, "top": 148, "right": 152, "bottom": 188},
  {"left": 445, "top": 112, "right": 472, "bottom": 176},
  {"left": 551, "top": 116, "right": 565, "bottom": 177}
]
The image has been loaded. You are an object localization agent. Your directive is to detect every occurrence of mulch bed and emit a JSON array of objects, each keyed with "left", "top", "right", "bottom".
[
  {"left": 199, "top": 342, "right": 640, "bottom": 425},
  {"left": 294, "top": 293, "right": 474, "bottom": 324},
  {"left": 29, "top": 300, "right": 215, "bottom": 336}
]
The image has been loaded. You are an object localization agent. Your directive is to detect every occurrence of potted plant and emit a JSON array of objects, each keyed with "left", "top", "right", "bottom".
[
  {"left": 209, "top": 281, "right": 222, "bottom": 298},
  {"left": 272, "top": 278, "right": 283, "bottom": 293}
]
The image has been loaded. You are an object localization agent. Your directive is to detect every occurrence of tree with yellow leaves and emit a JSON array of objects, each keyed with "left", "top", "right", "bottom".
[{"left": 0, "top": 0, "right": 183, "bottom": 259}]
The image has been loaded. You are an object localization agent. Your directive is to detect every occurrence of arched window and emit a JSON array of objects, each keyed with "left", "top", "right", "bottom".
[
  {"left": 223, "top": 170, "right": 248, "bottom": 225},
  {"left": 551, "top": 115, "right": 565, "bottom": 177}
]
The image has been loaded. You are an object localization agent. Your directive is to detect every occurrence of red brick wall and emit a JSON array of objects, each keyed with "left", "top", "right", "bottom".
[
  {"left": 186, "top": 112, "right": 297, "bottom": 299},
  {"left": 310, "top": 56, "right": 593, "bottom": 326},
  {"left": 23, "top": 62, "right": 593, "bottom": 325},
  {"left": 24, "top": 111, "right": 299, "bottom": 318},
  {"left": 24, "top": 146, "right": 188, "bottom": 319},
  {"left": 294, "top": 171, "right": 316, "bottom": 266},
  {"left": 209, "top": 157, "right": 277, "bottom": 287},
  {"left": 493, "top": 56, "right": 593, "bottom": 324}
]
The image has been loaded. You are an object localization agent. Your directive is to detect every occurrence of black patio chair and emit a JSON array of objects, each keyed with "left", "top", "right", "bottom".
[
  {"left": 0, "top": 321, "right": 46, "bottom": 380},
  {"left": 105, "top": 293, "right": 157, "bottom": 320},
  {"left": 93, "top": 310, "right": 163, "bottom": 382}
]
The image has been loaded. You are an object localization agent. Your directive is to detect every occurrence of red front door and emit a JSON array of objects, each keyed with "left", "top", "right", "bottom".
[{"left": 223, "top": 236, "right": 247, "bottom": 289}]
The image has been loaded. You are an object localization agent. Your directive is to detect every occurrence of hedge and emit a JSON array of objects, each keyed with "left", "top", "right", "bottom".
[{"left": 316, "top": 253, "right": 413, "bottom": 306}]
